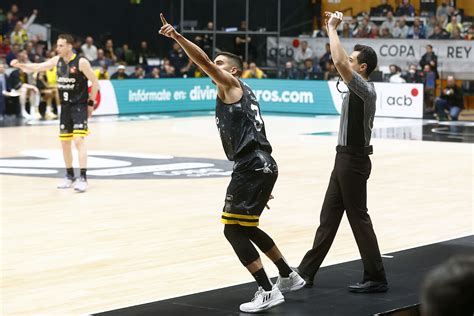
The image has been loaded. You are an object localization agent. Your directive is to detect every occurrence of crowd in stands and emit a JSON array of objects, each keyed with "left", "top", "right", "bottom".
[{"left": 0, "top": 2, "right": 471, "bottom": 121}]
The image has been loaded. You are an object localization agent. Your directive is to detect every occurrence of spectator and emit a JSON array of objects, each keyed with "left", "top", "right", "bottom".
[
  {"left": 372, "top": 0, "right": 393, "bottom": 17},
  {"left": 395, "top": 0, "right": 415, "bottom": 17},
  {"left": 34, "top": 71, "right": 57, "bottom": 119},
  {"left": 146, "top": 67, "right": 160, "bottom": 79},
  {"left": 0, "top": 63, "right": 7, "bottom": 119},
  {"left": 465, "top": 25, "right": 474, "bottom": 40},
  {"left": 160, "top": 58, "right": 175, "bottom": 78},
  {"left": 420, "top": 255, "right": 474, "bottom": 316},
  {"left": 103, "top": 39, "right": 117, "bottom": 64},
  {"left": 301, "top": 58, "right": 321, "bottom": 80},
  {"left": 278, "top": 60, "right": 299, "bottom": 79},
  {"left": 323, "top": 60, "right": 338, "bottom": 81},
  {"left": 294, "top": 40, "right": 313, "bottom": 70},
  {"left": 94, "top": 64, "right": 110, "bottom": 80},
  {"left": 450, "top": 27, "right": 462, "bottom": 40},
  {"left": 436, "top": 1, "right": 450, "bottom": 22},
  {"left": 168, "top": 42, "right": 189, "bottom": 76},
  {"left": 116, "top": 43, "right": 136, "bottom": 65},
  {"left": 111, "top": 64, "right": 129, "bottom": 80},
  {"left": 445, "top": 16, "right": 462, "bottom": 35},
  {"left": 242, "top": 62, "right": 266, "bottom": 79},
  {"left": 380, "top": 27, "right": 393, "bottom": 38},
  {"left": 422, "top": 64, "right": 436, "bottom": 114},
  {"left": 341, "top": 22, "right": 352, "bottom": 38},
  {"left": 425, "top": 15, "right": 438, "bottom": 38},
  {"left": 6, "top": 43, "right": 20, "bottom": 66},
  {"left": 8, "top": 4, "right": 19, "bottom": 22},
  {"left": 419, "top": 44, "right": 439, "bottom": 78},
  {"left": 129, "top": 65, "right": 145, "bottom": 79},
  {"left": 234, "top": 20, "right": 254, "bottom": 60},
  {"left": 435, "top": 75, "right": 463, "bottom": 121},
  {"left": 195, "top": 21, "right": 214, "bottom": 57},
  {"left": 0, "top": 37, "right": 12, "bottom": 60},
  {"left": 137, "top": 40, "right": 151, "bottom": 66},
  {"left": 91, "top": 48, "right": 112, "bottom": 68},
  {"left": 81, "top": 36, "right": 98, "bottom": 62},
  {"left": 447, "top": 6, "right": 462, "bottom": 23},
  {"left": 380, "top": 11, "right": 396, "bottom": 36},
  {"left": 319, "top": 43, "right": 332, "bottom": 71},
  {"left": 429, "top": 24, "right": 449, "bottom": 39},
  {"left": 388, "top": 64, "right": 406, "bottom": 83},
  {"left": 407, "top": 17, "right": 426, "bottom": 39},
  {"left": 354, "top": 16, "right": 372, "bottom": 38},
  {"left": 368, "top": 25, "right": 379, "bottom": 38},
  {"left": 348, "top": 16, "right": 359, "bottom": 35},
  {"left": 401, "top": 64, "right": 423, "bottom": 83},
  {"left": 9, "top": 10, "right": 37, "bottom": 46},
  {"left": 2, "top": 11, "right": 16, "bottom": 36},
  {"left": 392, "top": 17, "right": 409, "bottom": 38}
]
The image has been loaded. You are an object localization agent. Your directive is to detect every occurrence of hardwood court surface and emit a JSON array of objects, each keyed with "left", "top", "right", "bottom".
[{"left": 1, "top": 115, "right": 472, "bottom": 315}]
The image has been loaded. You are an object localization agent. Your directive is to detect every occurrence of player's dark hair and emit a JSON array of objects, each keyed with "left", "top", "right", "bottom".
[
  {"left": 354, "top": 44, "right": 377, "bottom": 77},
  {"left": 58, "top": 34, "right": 74, "bottom": 45},
  {"left": 215, "top": 52, "right": 243, "bottom": 74}
]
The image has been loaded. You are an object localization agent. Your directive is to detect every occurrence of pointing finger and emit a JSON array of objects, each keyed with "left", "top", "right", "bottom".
[{"left": 160, "top": 13, "right": 168, "bottom": 25}]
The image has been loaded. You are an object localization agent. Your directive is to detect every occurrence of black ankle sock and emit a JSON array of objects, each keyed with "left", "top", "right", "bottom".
[
  {"left": 80, "top": 168, "right": 87, "bottom": 180},
  {"left": 66, "top": 168, "right": 74, "bottom": 179},
  {"left": 252, "top": 268, "right": 272, "bottom": 291},
  {"left": 274, "top": 258, "right": 292, "bottom": 277}
]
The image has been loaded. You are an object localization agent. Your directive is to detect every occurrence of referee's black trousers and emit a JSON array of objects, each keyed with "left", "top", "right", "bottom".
[{"left": 299, "top": 152, "right": 387, "bottom": 283}]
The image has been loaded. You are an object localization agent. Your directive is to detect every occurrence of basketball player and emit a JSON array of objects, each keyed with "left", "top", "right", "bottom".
[
  {"left": 11, "top": 34, "right": 99, "bottom": 192},
  {"left": 159, "top": 14, "right": 305, "bottom": 313},
  {"left": 295, "top": 11, "right": 388, "bottom": 293}
]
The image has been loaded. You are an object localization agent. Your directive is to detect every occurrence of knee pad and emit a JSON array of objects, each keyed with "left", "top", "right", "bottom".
[
  {"left": 224, "top": 225, "right": 260, "bottom": 265},
  {"left": 245, "top": 227, "right": 275, "bottom": 253}
]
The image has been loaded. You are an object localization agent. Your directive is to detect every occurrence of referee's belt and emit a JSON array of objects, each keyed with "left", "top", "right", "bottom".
[{"left": 336, "top": 145, "right": 373, "bottom": 155}]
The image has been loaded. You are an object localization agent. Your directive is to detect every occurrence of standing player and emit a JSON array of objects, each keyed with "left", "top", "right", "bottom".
[
  {"left": 296, "top": 11, "right": 388, "bottom": 293},
  {"left": 159, "top": 14, "right": 305, "bottom": 313},
  {"left": 11, "top": 34, "right": 99, "bottom": 192}
]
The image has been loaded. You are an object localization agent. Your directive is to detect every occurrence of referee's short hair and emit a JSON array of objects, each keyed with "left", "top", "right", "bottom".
[{"left": 354, "top": 44, "right": 377, "bottom": 77}]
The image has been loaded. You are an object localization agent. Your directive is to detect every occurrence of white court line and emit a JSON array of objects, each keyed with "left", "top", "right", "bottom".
[{"left": 86, "top": 232, "right": 472, "bottom": 315}]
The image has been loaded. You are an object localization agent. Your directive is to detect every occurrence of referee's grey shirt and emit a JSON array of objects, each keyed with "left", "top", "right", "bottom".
[{"left": 337, "top": 71, "right": 376, "bottom": 147}]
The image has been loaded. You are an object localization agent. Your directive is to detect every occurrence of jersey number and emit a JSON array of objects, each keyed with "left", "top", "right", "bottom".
[
  {"left": 251, "top": 103, "right": 263, "bottom": 132},
  {"left": 63, "top": 92, "right": 69, "bottom": 101}
]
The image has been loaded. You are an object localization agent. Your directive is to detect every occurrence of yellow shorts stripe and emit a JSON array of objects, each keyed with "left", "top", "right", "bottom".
[
  {"left": 221, "top": 219, "right": 259, "bottom": 226},
  {"left": 59, "top": 133, "right": 73, "bottom": 140},
  {"left": 221, "top": 212, "right": 260, "bottom": 220}
]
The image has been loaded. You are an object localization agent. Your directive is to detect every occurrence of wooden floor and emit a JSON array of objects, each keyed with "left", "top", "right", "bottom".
[{"left": 1, "top": 115, "right": 473, "bottom": 315}]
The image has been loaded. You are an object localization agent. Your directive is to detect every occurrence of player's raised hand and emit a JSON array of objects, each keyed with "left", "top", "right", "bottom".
[
  {"left": 159, "top": 13, "right": 179, "bottom": 39},
  {"left": 324, "top": 11, "right": 343, "bottom": 30},
  {"left": 10, "top": 59, "right": 21, "bottom": 68}
]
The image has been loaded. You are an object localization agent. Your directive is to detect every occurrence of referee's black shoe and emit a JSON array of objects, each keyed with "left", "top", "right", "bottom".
[
  {"left": 292, "top": 267, "right": 314, "bottom": 288},
  {"left": 348, "top": 281, "right": 388, "bottom": 293}
]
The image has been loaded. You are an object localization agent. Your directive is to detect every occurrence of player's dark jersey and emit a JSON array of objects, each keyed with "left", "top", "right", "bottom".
[
  {"left": 56, "top": 54, "right": 88, "bottom": 105},
  {"left": 215, "top": 80, "right": 272, "bottom": 161}
]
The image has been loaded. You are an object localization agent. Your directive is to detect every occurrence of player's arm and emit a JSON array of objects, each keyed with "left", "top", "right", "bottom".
[
  {"left": 79, "top": 57, "right": 99, "bottom": 117},
  {"left": 325, "top": 11, "right": 352, "bottom": 83},
  {"left": 10, "top": 56, "right": 59, "bottom": 73},
  {"left": 159, "top": 13, "right": 239, "bottom": 88}
]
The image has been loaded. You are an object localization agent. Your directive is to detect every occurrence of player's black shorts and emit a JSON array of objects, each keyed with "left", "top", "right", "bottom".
[
  {"left": 59, "top": 103, "right": 89, "bottom": 140},
  {"left": 221, "top": 150, "right": 278, "bottom": 227}
]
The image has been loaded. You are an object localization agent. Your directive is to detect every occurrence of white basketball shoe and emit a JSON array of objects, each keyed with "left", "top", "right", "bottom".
[
  {"left": 74, "top": 178, "right": 88, "bottom": 193},
  {"left": 57, "top": 177, "right": 76, "bottom": 189},
  {"left": 276, "top": 271, "right": 306, "bottom": 294},
  {"left": 239, "top": 285, "right": 285, "bottom": 313}
]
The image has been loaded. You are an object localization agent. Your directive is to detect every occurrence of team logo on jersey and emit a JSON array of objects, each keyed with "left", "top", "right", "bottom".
[{"left": 0, "top": 150, "right": 233, "bottom": 179}]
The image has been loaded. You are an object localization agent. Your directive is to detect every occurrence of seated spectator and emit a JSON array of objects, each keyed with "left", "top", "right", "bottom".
[
  {"left": 160, "top": 58, "right": 176, "bottom": 78},
  {"left": 372, "top": 0, "right": 393, "bottom": 17},
  {"left": 349, "top": 16, "right": 359, "bottom": 35},
  {"left": 429, "top": 24, "right": 449, "bottom": 39},
  {"left": 6, "top": 43, "right": 20, "bottom": 66},
  {"left": 278, "top": 61, "right": 299, "bottom": 80},
  {"left": 0, "top": 37, "right": 12, "bottom": 61},
  {"left": 323, "top": 60, "right": 338, "bottom": 81},
  {"left": 110, "top": 65, "right": 129, "bottom": 80},
  {"left": 301, "top": 58, "right": 322, "bottom": 80},
  {"left": 419, "top": 44, "right": 439, "bottom": 78},
  {"left": 392, "top": 17, "right": 409, "bottom": 38},
  {"left": 294, "top": 40, "right": 313, "bottom": 70},
  {"left": 94, "top": 64, "right": 110, "bottom": 80},
  {"left": 146, "top": 67, "right": 160, "bottom": 79},
  {"left": 368, "top": 25, "right": 379, "bottom": 38},
  {"left": 91, "top": 49, "right": 112, "bottom": 68},
  {"left": 137, "top": 40, "right": 152, "bottom": 66},
  {"left": 447, "top": 6, "right": 463, "bottom": 23},
  {"left": 341, "top": 23, "right": 352, "bottom": 38},
  {"left": 421, "top": 255, "right": 474, "bottom": 316},
  {"left": 465, "top": 25, "right": 474, "bottom": 40},
  {"left": 401, "top": 64, "right": 423, "bottom": 83},
  {"left": 129, "top": 65, "right": 145, "bottom": 79},
  {"left": 435, "top": 76, "right": 463, "bottom": 121},
  {"left": 395, "top": 0, "right": 415, "bottom": 17},
  {"left": 450, "top": 27, "right": 462, "bottom": 40},
  {"left": 380, "top": 27, "right": 393, "bottom": 38},
  {"left": 35, "top": 71, "right": 57, "bottom": 119},
  {"left": 407, "top": 17, "right": 426, "bottom": 39},
  {"left": 319, "top": 43, "right": 332, "bottom": 71},
  {"left": 168, "top": 42, "right": 188, "bottom": 76},
  {"left": 389, "top": 64, "right": 406, "bottom": 83},
  {"left": 380, "top": 11, "right": 396, "bottom": 36},
  {"left": 425, "top": 15, "right": 438, "bottom": 38},
  {"left": 354, "top": 16, "right": 372, "bottom": 38},
  {"left": 81, "top": 36, "right": 98, "bottom": 62},
  {"left": 103, "top": 39, "right": 117, "bottom": 65},
  {"left": 195, "top": 21, "right": 213, "bottom": 57},
  {"left": 116, "top": 44, "right": 136, "bottom": 65},
  {"left": 445, "top": 15, "right": 462, "bottom": 35},
  {"left": 242, "top": 62, "right": 266, "bottom": 79}
]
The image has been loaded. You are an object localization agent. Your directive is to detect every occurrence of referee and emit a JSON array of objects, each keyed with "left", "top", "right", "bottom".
[{"left": 296, "top": 11, "right": 388, "bottom": 293}]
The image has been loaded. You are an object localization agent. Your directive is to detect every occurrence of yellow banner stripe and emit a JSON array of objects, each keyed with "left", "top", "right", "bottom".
[
  {"left": 221, "top": 219, "right": 259, "bottom": 226},
  {"left": 222, "top": 212, "right": 260, "bottom": 220}
]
